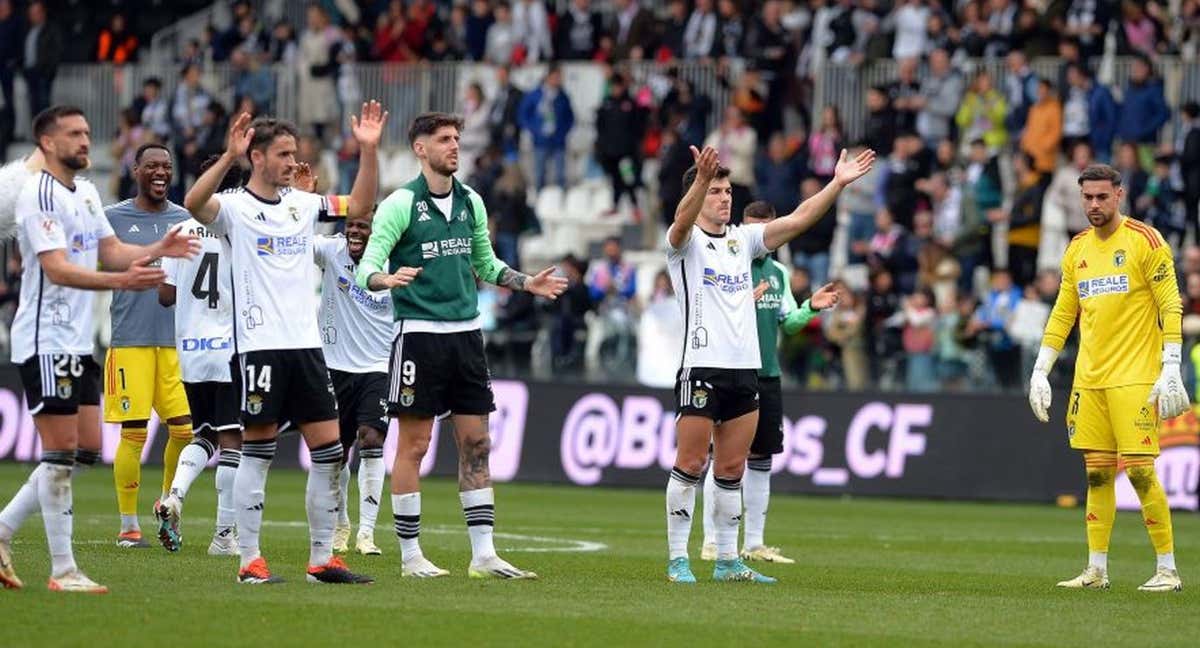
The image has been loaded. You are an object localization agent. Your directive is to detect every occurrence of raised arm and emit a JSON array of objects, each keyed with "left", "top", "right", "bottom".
[
  {"left": 346, "top": 100, "right": 388, "bottom": 220},
  {"left": 667, "top": 145, "right": 719, "bottom": 250},
  {"left": 184, "top": 112, "right": 254, "bottom": 224},
  {"left": 763, "top": 148, "right": 876, "bottom": 251}
]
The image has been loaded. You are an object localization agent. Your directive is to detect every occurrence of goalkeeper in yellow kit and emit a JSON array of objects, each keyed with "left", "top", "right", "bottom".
[{"left": 1029, "top": 164, "right": 1185, "bottom": 592}]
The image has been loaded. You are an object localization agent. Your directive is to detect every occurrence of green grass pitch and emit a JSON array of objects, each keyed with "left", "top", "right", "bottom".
[{"left": 0, "top": 463, "right": 1196, "bottom": 647}]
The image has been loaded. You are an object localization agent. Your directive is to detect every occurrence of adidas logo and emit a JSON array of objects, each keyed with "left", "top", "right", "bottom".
[
  {"left": 1145, "top": 517, "right": 1159, "bottom": 526},
  {"left": 247, "top": 502, "right": 264, "bottom": 511},
  {"left": 417, "top": 212, "right": 431, "bottom": 222},
  {"left": 1086, "top": 512, "right": 1099, "bottom": 521},
  {"left": 64, "top": 508, "right": 73, "bottom": 516},
  {"left": 669, "top": 508, "right": 691, "bottom": 519},
  {"left": 1078, "top": 259, "right": 1088, "bottom": 269},
  {"left": 1141, "top": 436, "right": 1153, "bottom": 446},
  {"left": 129, "top": 224, "right": 140, "bottom": 233},
  {"left": 255, "top": 212, "right": 267, "bottom": 222},
  {"left": 707, "top": 242, "right": 717, "bottom": 251},
  {"left": 364, "top": 496, "right": 379, "bottom": 506}
]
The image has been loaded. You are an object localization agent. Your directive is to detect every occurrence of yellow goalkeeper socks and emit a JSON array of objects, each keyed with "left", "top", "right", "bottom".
[
  {"left": 1083, "top": 452, "right": 1117, "bottom": 565},
  {"left": 162, "top": 423, "right": 194, "bottom": 497},
  {"left": 114, "top": 427, "right": 147, "bottom": 530},
  {"left": 1124, "top": 456, "right": 1175, "bottom": 563}
]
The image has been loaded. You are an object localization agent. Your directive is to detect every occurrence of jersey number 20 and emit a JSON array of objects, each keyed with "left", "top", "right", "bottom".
[{"left": 192, "top": 252, "right": 220, "bottom": 309}]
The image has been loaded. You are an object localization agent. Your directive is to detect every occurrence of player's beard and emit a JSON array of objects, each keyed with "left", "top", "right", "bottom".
[
  {"left": 61, "top": 152, "right": 89, "bottom": 171},
  {"left": 430, "top": 153, "right": 457, "bottom": 177},
  {"left": 1087, "top": 210, "right": 1115, "bottom": 228}
]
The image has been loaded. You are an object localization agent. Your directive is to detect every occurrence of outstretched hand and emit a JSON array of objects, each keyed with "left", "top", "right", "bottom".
[
  {"left": 225, "top": 112, "right": 255, "bottom": 158},
  {"left": 809, "top": 282, "right": 841, "bottom": 310},
  {"left": 527, "top": 267, "right": 569, "bottom": 300},
  {"left": 350, "top": 100, "right": 389, "bottom": 149},
  {"left": 689, "top": 145, "right": 720, "bottom": 184},
  {"left": 292, "top": 162, "right": 318, "bottom": 192},
  {"left": 156, "top": 224, "right": 202, "bottom": 260},
  {"left": 375, "top": 267, "right": 422, "bottom": 289},
  {"left": 833, "top": 148, "right": 876, "bottom": 188}
]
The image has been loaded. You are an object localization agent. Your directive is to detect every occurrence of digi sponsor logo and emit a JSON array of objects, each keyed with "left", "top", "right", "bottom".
[
  {"left": 255, "top": 235, "right": 309, "bottom": 257},
  {"left": 1077, "top": 274, "right": 1128, "bottom": 299},
  {"left": 180, "top": 337, "right": 232, "bottom": 352},
  {"left": 702, "top": 267, "right": 751, "bottom": 294}
]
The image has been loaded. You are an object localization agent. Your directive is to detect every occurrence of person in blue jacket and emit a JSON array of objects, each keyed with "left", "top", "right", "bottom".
[{"left": 518, "top": 64, "right": 576, "bottom": 191}]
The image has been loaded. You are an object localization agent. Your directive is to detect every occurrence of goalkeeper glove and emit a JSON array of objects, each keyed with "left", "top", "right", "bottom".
[
  {"left": 1148, "top": 343, "right": 1190, "bottom": 419},
  {"left": 1028, "top": 346, "right": 1058, "bottom": 423}
]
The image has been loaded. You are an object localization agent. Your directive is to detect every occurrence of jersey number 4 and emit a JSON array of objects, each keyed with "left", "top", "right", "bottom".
[{"left": 192, "top": 252, "right": 220, "bottom": 309}]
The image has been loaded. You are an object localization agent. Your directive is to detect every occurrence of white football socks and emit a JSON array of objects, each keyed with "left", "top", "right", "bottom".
[
  {"left": 337, "top": 463, "right": 351, "bottom": 528},
  {"left": 235, "top": 439, "right": 275, "bottom": 569},
  {"left": 215, "top": 449, "right": 240, "bottom": 534},
  {"left": 743, "top": 458, "right": 772, "bottom": 549},
  {"left": 711, "top": 475, "right": 742, "bottom": 561},
  {"left": 357, "top": 452, "right": 385, "bottom": 535},
  {"left": 666, "top": 468, "right": 699, "bottom": 560},
  {"left": 461, "top": 487, "right": 497, "bottom": 561},
  {"left": 306, "top": 441, "right": 344, "bottom": 567},
  {"left": 392, "top": 492, "right": 422, "bottom": 562},
  {"left": 38, "top": 452, "right": 77, "bottom": 578}
]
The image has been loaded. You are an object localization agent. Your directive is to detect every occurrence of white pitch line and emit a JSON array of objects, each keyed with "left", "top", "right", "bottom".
[{"left": 67, "top": 517, "right": 607, "bottom": 553}]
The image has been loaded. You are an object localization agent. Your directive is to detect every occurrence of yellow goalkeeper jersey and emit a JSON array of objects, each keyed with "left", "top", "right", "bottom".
[{"left": 1041, "top": 216, "right": 1182, "bottom": 389}]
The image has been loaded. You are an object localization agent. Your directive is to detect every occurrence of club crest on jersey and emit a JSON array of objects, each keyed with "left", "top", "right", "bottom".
[
  {"left": 1113, "top": 249, "right": 1126, "bottom": 267},
  {"left": 120, "top": 397, "right": 131, "bottom": 412},
  {"left": 457, "top": 209, "right": 468, "bottom": 222},
  {"left": 288, "top": 206, "right": 299, "bottom": 222},
  {"left": 727, "top": 239, "right": 740, "bottom": 256},
  {"left": 692, "top": 388, "right": 708, "bottom": 409},
  {"left": 1067, "top": 423, "right": 1075, "bottom": 438},
  {"left": 399, "top": 387, "right": 415, "bottom": 407},
  {"left": 56, "top": 377, "right": 72, "bottom": 399},
  {"left": 83, "top": 198, "right": 96, "bottom": 215},
  {"left": 246, "top": 394, "right": 264, "bottom": 415},
  {"left": 768, "top": 275, "right": 780, "bottom": 291}
]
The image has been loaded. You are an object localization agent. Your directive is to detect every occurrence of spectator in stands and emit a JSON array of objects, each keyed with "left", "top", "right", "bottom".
[
  {"left": 705, "top": 105, "right": 757, "bottom": 221},
  {"left": 977, "top": 269, "right": 1022, "bottom": 390},
  {"left": 637, "top": 269, "right": 684, "bottom": 388},
  {"left": 888, "top": 57, "right": 921, "bottom": 134},
  {"left": 1179, "top": 102, "right": 1200, "bottom": 244},
  {"left": 459, "top": 82, "right": 492, "bottom": 179},
  {"left": 913, "top": 48, "right": 962, "bottom": 148},
  {"left": 1183, "top": 1, "right": 1200, "bottom": 60},
  {"left": 984, "top": 0, "right": 1019, "bottom": 58},
  {"left": 661, "top": 73, "right": 712, "bottom": 147},
  {"left": 864, "top": 86, "right": 896, "bottom": 157},
  {"left": 866, "top": 268, "right": 903, "bottom": 386},
  {"left": 1063, "top": 63, "right": 1118, "bottom": 163},
  {"left": 556, "top": 0, "right": 603, "bottom": 61},
  {"left": 824, "top": 280, "right": 869, "bottom": 390},
  {"left": 1055, "top": 37, "right": 1085, "bottom": 92},
  {"left": 442, "top": 4, "right": 471, "bottom": 60},
  {"left": 490, "top": 284, "right": 538, "bottom": 374},
  {"left": 1059, "top": 0, "right": 1112, "bottom": 59},
  {"left": 684, "top": 0, "right": 718, "bottom": 59},
  {"left": 789, "top": 178, "right": 835, "bottom": 286},
  {"left": 111, "top": 107, "right": 148, "bottom": 199},
  {"left": 183, "top": 101, "right": 229, "bottom": 188},
  {"left": 586, "top": 236, "right": 637, "bottom": 309},
  {"left": 841, "top": 142, "right": 880, "bottom": 266},
  {"left": 232, "top": 49, "right": 275, "bottom": 115},
  {"left": 513, "top": 0, "right": 553, "bottom": 63},
  {"left": 1118, "top": 55, "right": 1171, "bottom": 169},
  {"left": 298, "top": 4, "right": 340, "bottom": 141},
  {"left": 656, "top": 115, "right": 693, "bottom": 227},
  {"left": 595, "top": 73, "right": 648, "bottom": 220},
  {"left": 133, "top": 77, "right": 171, "bottom": 143},
  {"left": 1141, "top": 154, "right": 1184, "bottom": 245},
  {"left": 171, "top": 62, "right": 211, "bottom": 193},
  {"left": 808, "top": 105, "right": 843, "bottom": 184},
  {"left": 881, "top": 132, "right": 923, "bottom": 229},
  {"left": 519, "top": 64, "right": 575, "bottom": 190},
  {"left": 223, "top": 6, "right": 269, "bottom": 61},
  {"left": 1115, "top": 141, "right": 1150, "bottom": 218},
  {"left": 610, "top": 0, "right": 656, "bottom": 61},
  {"left": 1001, "top": 152, "right": 1049, "bottom": 287},
  {"left": 870, "top": 207, "right": 917, "bottom": 292},
  {"left": 1019, "top": 79, "right": 1062, "bottom": 175},
  {"left": 1116, "top": 1, "right": 1168, "bottom": 59},
  {"left": 714, "top": 0, "right": 747, "bottom": 59},
  {"left": 1007, "top": 280, "right": 1052, "bottom": 386},
  {"left": 954, "top": 69, "right": 1007, "bottom": 157},
  {"left": 755, "top": 131, "right": 807, "bottom": 219},
  {"left": 465, "top": 0, "right": 494, "bottom": 61},
  {"left": 1039, "top": 141, "right": 1095, "bottom": 271},
  {"left": 214, "top": 0, "right": 252, "bottom": 61},
  {"left": 266, "top": 20, "right": 297, "bottom": 65},
  {"left": 0, "top": 0, "right": 17, "bottom": 157},
  {"left": 96, "top": 13, "right": 138, "bottom": 64},
  {"left": 551, "top": 254, "right": 593, "bottom": 371},
  {"left": 1003, "top": 50, "right": 1039, "bottom": 139},
  {"left": 488, "top": 65, "right": 524, "bottom": 161},
  {"left": 887, "top": 0, "right": 930, "bottom": 60},
  {"left": 901, "top": 289, "right": 938, "bottom": 392},
  {"left": 658, "top": 0, "right": 689, "bottom": 59},
  {"left": 490, "top": 161, "right": 537, "bottom": 269},
  {"left": 22, "top": 0, "right": 60, "bottom": 118},
  {"left": 485, "top": 1, "right": 518, "bottom": 64}
]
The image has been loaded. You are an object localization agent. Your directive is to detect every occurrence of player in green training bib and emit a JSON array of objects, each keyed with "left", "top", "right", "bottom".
[{"left": 700, "top": 201, "right": 840, "bottom": 564}]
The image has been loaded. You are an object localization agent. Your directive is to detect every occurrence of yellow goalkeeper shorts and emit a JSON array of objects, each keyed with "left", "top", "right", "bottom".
[
  {"left": 103, "top": 346, "right": 191, "bottom": 423},
  {"left": 1065, "top": 384, "right": 1160, "bottom": 456}
]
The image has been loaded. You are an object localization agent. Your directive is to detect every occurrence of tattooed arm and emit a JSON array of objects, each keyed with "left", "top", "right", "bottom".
[{"left": 468, "top": 190, "right": 567, "bottom": 299}]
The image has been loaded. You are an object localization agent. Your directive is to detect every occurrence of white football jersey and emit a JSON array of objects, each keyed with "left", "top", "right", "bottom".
[
  {"left": 163, "top": 218, "right": 234, "bottom": 383},
  {"left": 314, "top": 235, "right": 393, "bottom": 373},
  {"left": 666, "top": 223, "right": 769, "bottom": 370},
  {"left": 10, "top": 171, "right": 114, "bottom": 362},
  {"left": 208, "top": 186, "right": 331, "bottom": 353}
]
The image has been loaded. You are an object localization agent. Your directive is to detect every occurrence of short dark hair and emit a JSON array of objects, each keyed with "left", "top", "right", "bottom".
[
  {"left": 134, "top": 143, "right": 171, "bottom": 164},
  {"left": 681, "top": 164, "right": 731, "bottom": 190},
  {"left": 408, "top": 112, "right": 463, "bottom": 146},
  {"left": 1183, "top": 101, "right": 1200, "bottom": 119},
  {"left": 1077, "top": 164, "right": 1123, "bottom": 187},
  {"left": 247, "top": 117, "right": 299, "bottom": 161},
  {"left": 144, "top": 76, "right": 163, "bottom": 89},
  {"left": 32, "top": 105, "right": 85, "bottom": 144},
  {"left": 744, "top": 201, "right": 776, "bottom": 220}
]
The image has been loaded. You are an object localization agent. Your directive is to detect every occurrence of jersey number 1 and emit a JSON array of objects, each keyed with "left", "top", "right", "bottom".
[{"left": 192, "top": 253, "right": 220, "bottom": 309}]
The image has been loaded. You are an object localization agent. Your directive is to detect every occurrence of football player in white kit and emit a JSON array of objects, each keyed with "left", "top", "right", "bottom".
[
  {"left": 183, "top": 103, "right": 387, "bottom": 585},
  {"left": 663, "top": 145, "right": 875, "bottom": 584},
  {"left": 0, "top": 106, "right": 199, "bottom": 592},
  {"left": 314, "top": 213, "right": 399, "bottom": 557},
  {"left": 154, "top": 158, "right": 246, "bottom": 556}
]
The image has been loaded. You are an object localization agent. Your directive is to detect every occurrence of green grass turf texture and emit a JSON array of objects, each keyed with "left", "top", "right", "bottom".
[{"left": 0, "top": 463, "right": 1197, "bottom": 647}]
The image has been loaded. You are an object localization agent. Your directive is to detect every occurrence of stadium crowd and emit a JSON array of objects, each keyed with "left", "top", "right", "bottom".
[{"left": 5, "top": 0, "right": 1200, "bottom": 394}]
